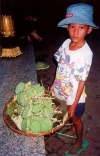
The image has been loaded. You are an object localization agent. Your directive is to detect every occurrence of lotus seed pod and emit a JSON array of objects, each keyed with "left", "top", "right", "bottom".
[
  {"left": 26, "top": 116, "right": 32, "bottom": 131},
  {"left": 43, "top": 99, "right": 52, "bottom": 107},
  {"left": 33, "top": 83, "right": 40, "bottom": 88},
  {"left": 33, "top": 116, "right": 42, "bottom": 122},
  {"left": 24, "top": 81, "right": 32, "bottom": 90},
  {"left": 35, "top": 86, "right": 45, "bottom": 96},
  {"left": 33, "top": 100, "right": 40, "bottom": 105},
  {"left": 43, "top": 107, "right": 54, "bottom": 118},
  {"left": 32, "top": 104, "right": 43, "bottom": 114},
  {"left": 19, "top": 92, "right": 26, "bottom": 106},
  {"left": 25, "top": 87, "right": 35, "bottom": 97},
  {"left": 21, "top": 118, "right": 27, "bottom": 132},
  {"left": 41, "top": 118, "right": 53, "bottom": 132},
  {"left": 33, "top": 99, "right": 43, "bottom": 105},
  {"left": 16, "top": 93, "right": 20, "bottom": 104},
  {"left": 22, "top": 104, "right": 30, "bottom": 118},
  {"left": 15, "top": 82, "right": 25, "bottom": 94},
  {"left": 18, "top": 105, "right": 23, "bottom": 115},
  {"left": 30, "top": 120, "right": 41, "bottom": 133}
]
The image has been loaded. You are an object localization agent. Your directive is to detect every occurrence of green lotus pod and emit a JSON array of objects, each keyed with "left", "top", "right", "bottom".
[
  {"left": 30, "top": 120, "right": 41, "bottom": 133},
  {"left": 43, "top": 99, "right": 52, "bottom": 107},
  {"left": 33, "top": 116, "right": 42, "bottom": 122},
  {"left": 33, "top": 100, "right": 41, "bottom": 105},
  {"left": 26, "top": 116, "right": 32, "bottom": 131},
  {"left": 21, "top": 118, "right": 27, "bottom": 132},
  {"left": 33, "top": 83, "right": 40, "bottom": 88},
  {"left": 15, "top": 82, "right": 25, "bottom": 94},
  {"left": 33, "top": 98, "right": 44, "bottom": 105},
  {"left": 26, "top": 102, "right": 33, "bottom": 117},
  {"left": 25, "top": 87, "right": 35, "bottom": 97},
  {"left": 24, "top": 81, "right": 32, "bottom": 90},
  {"left": 41, "top": 118, "right": 53, "bottom": 132},
  {"left": 22, "top": 104, "right": 30, "bottom": 118},
  {"left": 32, "top": 104, "right": 43, "bottom": 114},
  {"left": 18, "top": 105, "right": 23, "bottom": 115},
  {"left": 35, "top": 86, "right": 45, "bottom": 96},
  {"left": 19, "top": 92, "right": 26, "bottom": 106},
  {"left": 16, "top": 93, "right": 20, "bottom": 104},
  {"left": 43, "top": 107, "right": 54, "bottom": 118}
]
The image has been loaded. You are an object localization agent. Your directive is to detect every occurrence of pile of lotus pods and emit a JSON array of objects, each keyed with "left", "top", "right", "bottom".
[{"left": 6, "top": 81, "right": 63, "bottom": 133}]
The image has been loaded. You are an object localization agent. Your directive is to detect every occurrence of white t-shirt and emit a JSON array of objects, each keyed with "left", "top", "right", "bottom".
[{"left": 54, "top": 39, "right": 93, "bottom": 105}]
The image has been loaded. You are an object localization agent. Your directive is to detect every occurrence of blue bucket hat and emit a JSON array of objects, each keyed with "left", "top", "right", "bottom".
[{"left": 57, "top": 3, "right": 99, "bottom": 29}]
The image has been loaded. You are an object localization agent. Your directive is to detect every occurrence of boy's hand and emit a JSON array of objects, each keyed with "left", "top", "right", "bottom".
[
  {"left": 68, "top": 104, "right": 76, "bottom": 118},
  {"left": 49, "top": 84, "right": 54, "bottom": 94}
]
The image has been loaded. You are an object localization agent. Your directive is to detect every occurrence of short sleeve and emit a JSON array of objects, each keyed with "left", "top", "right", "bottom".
[
  {"left": 80, "top": 51, "right": 93, "bottom": 81},
  {"left": 54, "top": 39, "right": 71, "bottom": 63},
  {"left": 54, "top": 45, "right": 63, "bottom": 63}
]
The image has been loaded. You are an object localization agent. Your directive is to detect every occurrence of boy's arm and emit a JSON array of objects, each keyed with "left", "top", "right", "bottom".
[{"left": 68, "top": 80, "right": 86, "bottom": 117}]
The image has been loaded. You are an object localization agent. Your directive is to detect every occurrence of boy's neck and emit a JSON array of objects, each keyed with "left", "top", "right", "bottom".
[{"left": 69, "top": 40, "right": 85, "bottom": 51}]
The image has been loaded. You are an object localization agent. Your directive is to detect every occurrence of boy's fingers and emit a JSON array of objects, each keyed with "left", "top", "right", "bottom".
[{"left": 49, "top": 88, "right": 53, "bottom": 93}]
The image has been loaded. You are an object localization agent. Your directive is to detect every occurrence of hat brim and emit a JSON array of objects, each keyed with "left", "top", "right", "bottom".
[{"left": 57, "top": 17, "right": 99, "bottom": 29}]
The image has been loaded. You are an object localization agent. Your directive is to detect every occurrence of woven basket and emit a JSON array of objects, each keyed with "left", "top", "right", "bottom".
[{"left": 3, "top": 97, "right": 69, "bottom": 136}]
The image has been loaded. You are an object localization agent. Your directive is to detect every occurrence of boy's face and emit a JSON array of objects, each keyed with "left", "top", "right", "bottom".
[{"left": 67, "top": 24, "right": 93, "bottom": 43}]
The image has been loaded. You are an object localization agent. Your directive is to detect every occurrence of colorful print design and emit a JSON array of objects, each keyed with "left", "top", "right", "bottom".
[{"left": 54, "top": 39, "right": 93, "bottom": 104}]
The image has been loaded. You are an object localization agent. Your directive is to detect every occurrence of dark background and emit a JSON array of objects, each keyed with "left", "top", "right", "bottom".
[{"left": 1, "top": 0, "right": 100, "bottom": 48}]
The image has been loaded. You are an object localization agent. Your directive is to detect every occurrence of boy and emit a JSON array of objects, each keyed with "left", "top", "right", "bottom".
[{"left": 50, "top": 3, "right": 99, "bottom": 156}]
